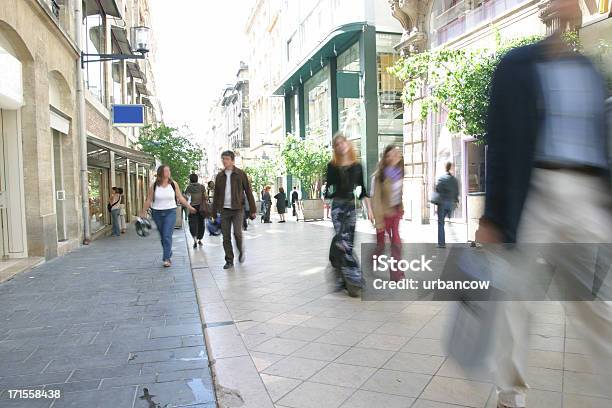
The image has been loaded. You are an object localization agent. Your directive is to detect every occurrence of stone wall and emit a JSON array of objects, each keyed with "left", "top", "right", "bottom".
[{"left": 0, "top": 0, "right": 82, "bottom": 259}]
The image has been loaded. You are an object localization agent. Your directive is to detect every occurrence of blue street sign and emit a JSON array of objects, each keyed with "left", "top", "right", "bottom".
[{"left": 112, "top": 104, "right": 145, "bottom": 126}]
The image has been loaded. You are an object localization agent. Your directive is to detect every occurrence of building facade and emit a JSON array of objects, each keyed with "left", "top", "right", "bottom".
[
  {"left": 387, "top": 0, "right": 611, "bottom": 234},
  {"left": 0, "top": 0, "right": 161, "bottom": 275},
  {"left": 244, "top": 0, "right": 285, "bottom": 185},
  {"left": 273, "top": 0, "right": 404, "bottom": 195}
]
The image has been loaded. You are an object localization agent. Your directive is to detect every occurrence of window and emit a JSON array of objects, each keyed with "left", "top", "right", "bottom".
[
  {"left": 52, "top": 130, "right": 67, "bottom": 242},
  {"left": 376, "top": 33, "right": 403, "bottom": 158},
  {"left": 82, "top": 11, "right": 105, "bottom": 103},
  {"left": 304, "top": 66, "right": 330, "bottom": 142},
  {"left": 337, "top": 43, "right": 363, "bottom": 152}
]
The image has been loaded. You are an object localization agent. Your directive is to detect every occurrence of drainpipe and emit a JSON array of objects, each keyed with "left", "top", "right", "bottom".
[{"left": 75, "top": 0, "right": 91, "bottom": 244}]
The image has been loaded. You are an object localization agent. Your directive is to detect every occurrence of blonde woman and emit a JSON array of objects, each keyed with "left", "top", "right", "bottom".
[
  {"left": 325, "top": 133, "right": 372, "bottom": 296},
  {"left": 140, "top": 165, "right": 196, "bottom": 267}
]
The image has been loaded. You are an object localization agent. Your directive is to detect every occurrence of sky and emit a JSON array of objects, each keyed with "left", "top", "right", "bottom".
[{"left": 150, "top": 1, "right": 251, "bottom": 142}]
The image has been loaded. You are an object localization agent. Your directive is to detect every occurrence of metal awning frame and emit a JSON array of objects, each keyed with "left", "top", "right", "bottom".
[{"left": 273, "top": 22, "right": 366, "bottom": 96}]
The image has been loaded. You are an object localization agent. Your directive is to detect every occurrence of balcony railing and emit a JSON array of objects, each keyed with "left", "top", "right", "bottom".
[
  {"left": 433, "top": 0, "right": 528, "bottom": 46},
  {"left": 50, "top": 0, "right": 60, "bottom": 18}
]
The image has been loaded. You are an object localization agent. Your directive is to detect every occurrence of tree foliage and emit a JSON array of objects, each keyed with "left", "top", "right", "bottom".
[
  {"left": 281, "top": 134, "right": 330, "bottom": 199},
  {"left": 388, "top": 34, "right": 542, "bottom": 143},
  {"left": 137, "top": 124, "right": 203, "bottom": 189},
  {"left": 244, "top": 160, "right": 278, "bottom": 194}
]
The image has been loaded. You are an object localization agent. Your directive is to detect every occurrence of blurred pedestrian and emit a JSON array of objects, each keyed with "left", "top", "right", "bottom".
[
  {"left": 371, "top": 145, "right": 404, "bottom": 273},
  {"left": 474, "top": 1, "right": 612, "bottom": 406},
  {"left": 274, "top": 187, "right": 287, "bottom": 223},
  {"left": 140, "top": 165, "right": 196, "bottom": 267},
  {"left": 434, "top": 162, "right": 459, "bottom": 248},
  {"left": 211, "top": 151, "right": 257, "bottom": 269},
  {"left": 108, "top": 187, "right": 122, "bottom": 237},
  {"left": 321, "top": 182, "right": 331, "bottom": 219},
  {"left": 326, "top": 132, "right": 373, "bottom": 296},
  {"left": 184, "top": 173, "right": 208, "bottom": 249},
  {"left": 207, "top": 181, "right": 215, "bottom": 204},
  {"left": 243, "top": 192, "right": 250, "bottom": 231},
  {"left": 291, "top": 186, "right": 299, "bottom": 218},
  {"left": 262, "top": 186, "right": 272, "bottom": 223},
  {"left": 117, "top": 187, "right": 126, "bottom": 233}
]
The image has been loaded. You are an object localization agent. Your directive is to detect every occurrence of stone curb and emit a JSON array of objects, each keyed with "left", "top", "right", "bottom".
[{"left": 184, "top": 228, "right": 274, "bottom": 408}]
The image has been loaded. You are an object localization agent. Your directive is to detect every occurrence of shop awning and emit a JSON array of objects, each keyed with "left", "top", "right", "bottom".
[
  {"left": 141, "top": 97, "right": 154, "bottom": 109},
  {"left": 136, "top": 82, "right": 150, "bottom": 96},
  {"left": 126, "top": 61, "right": 146, "bottom": 82},
  {"left": 111, "top": 25, "right": 133, "bottom": 56},
  {"left": 85, "top": 0, "right": 121, "bottom": 18},
  {"left": 273, "top": 22, "right": 365, "bottom": 96},
  {"left": 87, "top": 136, "right": 155, "bottom": 167}
]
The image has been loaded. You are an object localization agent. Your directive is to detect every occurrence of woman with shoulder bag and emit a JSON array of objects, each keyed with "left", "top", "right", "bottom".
[
  {"left": 141, "top": 165, "right": 196, "bottom": 267},
  {"left": 108, "top": 187, "right": 122, "bottom": 237},
  {"left": 184, "top": 173, "right": 209, "bottom": 248}
]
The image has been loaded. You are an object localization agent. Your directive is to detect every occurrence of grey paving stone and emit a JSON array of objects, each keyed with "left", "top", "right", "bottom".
[
  {"left": 0, "top": 371, "right": 72, "bottom": 389},
  {"left": 99, "top": 374, "right": 157, "bottom": 389},
  {"left": 69, "top": 364, "right": 143, "bottom": 382},
  {"left": 134, "top": 379, "right": 215, "bottom": 407},
  {"left": 0, "top": 230, "right": 213, "bottom": 407},
  {"left": 150, "top": 323, "right": 203, "bottom": 338},
  {"left": 51, "top": 385, "right": 137, "bottom": 408}
]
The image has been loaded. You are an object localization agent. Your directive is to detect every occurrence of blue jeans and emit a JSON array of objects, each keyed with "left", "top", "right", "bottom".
[
  {"left": 110, "top": 208, "right": 121, "bottom": 236},
  {"left": 437, "top": 204, "right": 453, "bottom": 247},
  {"left": 152, "top": 208, "right": 176, "bottom": 261}
]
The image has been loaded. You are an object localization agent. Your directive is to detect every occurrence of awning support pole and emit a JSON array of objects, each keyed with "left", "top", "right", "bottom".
[{"left": 75, "top": 0, "right": 91, "bottom": 244}]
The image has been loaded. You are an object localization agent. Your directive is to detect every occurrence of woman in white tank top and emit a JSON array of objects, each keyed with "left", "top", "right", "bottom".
[{"left": 141, "top": 165, "right": 196, "bottom": 267}]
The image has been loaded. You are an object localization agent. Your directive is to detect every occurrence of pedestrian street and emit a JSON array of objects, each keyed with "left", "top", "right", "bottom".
[{"left": 192, "top": 217, "right": 610, "bottom": 408}]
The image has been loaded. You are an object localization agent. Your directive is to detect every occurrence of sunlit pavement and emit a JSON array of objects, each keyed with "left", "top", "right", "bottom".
[
  {"left": 191, "top": 215, "right": 611, "bottom": 408},
  {"left": 0, "top": 229, "right": 215, "bottom": 408}
]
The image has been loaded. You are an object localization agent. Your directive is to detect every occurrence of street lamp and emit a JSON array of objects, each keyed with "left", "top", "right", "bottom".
[
  {"left": 81, "top": 25, "right": 151, "bottom": 67},
  {"left": 131, "top": 26, "right": 151, "bottom": 54}
]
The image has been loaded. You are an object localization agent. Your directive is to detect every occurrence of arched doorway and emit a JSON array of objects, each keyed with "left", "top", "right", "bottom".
[{"left": 0, "top": 23, "right": 31, "bottom": 259}]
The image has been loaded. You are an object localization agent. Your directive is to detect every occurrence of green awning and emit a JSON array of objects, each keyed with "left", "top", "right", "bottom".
[
  {"left": 85, "top": 0, "right": 122, "bottom": 18},
  {"left": 273, "top": 22, "right": 365, "bottom": 96}
]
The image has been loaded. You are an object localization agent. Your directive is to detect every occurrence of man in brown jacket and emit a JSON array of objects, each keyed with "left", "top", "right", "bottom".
[{"left": 212, "top": 150, "right": 257, "bottom": 269}]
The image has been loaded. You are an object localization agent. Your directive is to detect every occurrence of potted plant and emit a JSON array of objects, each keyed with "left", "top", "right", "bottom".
[{"left": 281, "top": 134, "right": 330, "bottom": 221}]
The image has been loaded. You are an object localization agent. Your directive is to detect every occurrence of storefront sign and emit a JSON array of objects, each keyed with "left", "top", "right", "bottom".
[
  {"left": 0, "top": 47, "right": 24, "bottom": 109},
  {"left": 337, "top": 71, "right": 360, "bottom": 99},
  {"left": 112, "top": 104, "right": 145, "bottom": 126}
]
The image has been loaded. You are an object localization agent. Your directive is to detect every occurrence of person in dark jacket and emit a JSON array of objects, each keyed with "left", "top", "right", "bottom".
[
  {"left": 184, "top": 173, "right": 208, "bottom": 248},
  {"left": 261, "top": 186, "right": 272, "bottom": 223},
  {"left": 274, "top": 187, "right": 287, "bottom": 223},
  {"left": 211, "top": 151, "right": 257, "bottom": 269},
  {"left": 434, "top": 162, "right": 459, "bottom": 248},
  {"left": 291, "top": 186, "right": 299, "bottom": 218},
  {"left": 472, "top": 1, "right": 612, "bottom": 406},
  {"left": 325, "top": 132, "right": 373, "bottom": 296}
]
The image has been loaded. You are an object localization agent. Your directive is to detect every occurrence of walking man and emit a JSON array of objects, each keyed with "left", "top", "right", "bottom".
[
  {"left": 291, "top": 186, "right": 299, "bottom": 218},
  {"left": 435, "top": 162, "right": 459, "bottom": 248},
  {"left": 212, "top": 151, "right": 257, "bottom": 269},
  {"left": 474, "top": 0, "right": 612, "bottom": 405}
]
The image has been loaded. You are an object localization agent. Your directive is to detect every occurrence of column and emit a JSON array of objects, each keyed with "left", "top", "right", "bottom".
[
  {"left": 135, "top": 162, "right": 140, "bottom": 212},
  {"left": 359, "top": 25, "right": 379, "bottom": 190},
  {"left": 329, "top": 57, "right": 339, "bottom": 136},
  {"left": 109, "top": 151, "right": 116, "bottom": 187},
  {"left": 121, "top": 61, "right": 128, "bottom": 104},
  {"left": 125, "top": 158, "right": 132, "bottom": 221},
  {"left": 297, "top": 84, "right": 306, "bottom": 139}
]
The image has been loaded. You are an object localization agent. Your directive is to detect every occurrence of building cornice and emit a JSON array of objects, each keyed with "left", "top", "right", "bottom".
[{"left": 31, "top": 0, "right": 80, "bottom": 56}]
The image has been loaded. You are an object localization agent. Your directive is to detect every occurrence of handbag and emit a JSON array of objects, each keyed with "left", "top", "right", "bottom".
[
  {"left": 199, "top": 192, "right": 210, "bottom": 218},
  {"left": 429, "top": 191, "right": 441, "bottom": 205},
  {"left": 107, "top": 198, "right": 120, "bottom": 212}
]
